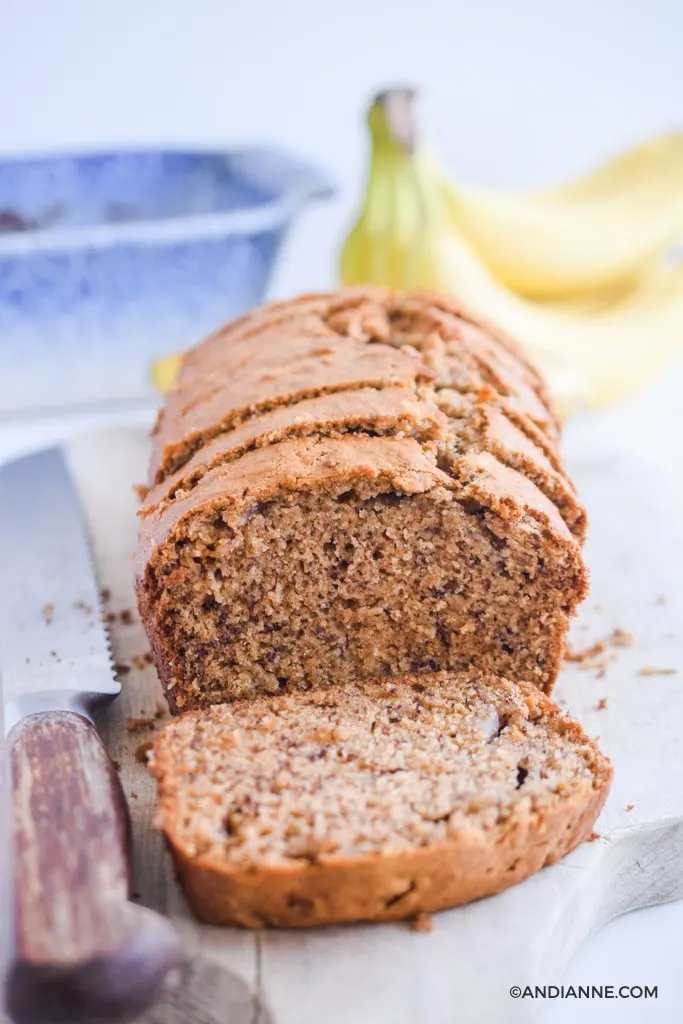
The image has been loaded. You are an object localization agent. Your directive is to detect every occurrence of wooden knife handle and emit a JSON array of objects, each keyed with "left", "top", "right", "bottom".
[{"left": 5, "top": 710, "right": 182, "bottom": 1024}]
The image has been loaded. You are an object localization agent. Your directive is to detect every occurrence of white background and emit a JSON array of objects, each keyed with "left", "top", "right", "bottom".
[{"left": 1, "top": 1, "right": 682, "bottom": 1020}]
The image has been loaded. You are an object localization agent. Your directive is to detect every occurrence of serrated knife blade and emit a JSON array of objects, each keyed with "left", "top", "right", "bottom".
[
  {"left": 0, "top": 447, "right": 118, "bottom": 731},
  {"left": 0, "top": 446, "right": 181, "bottom": 1024}
]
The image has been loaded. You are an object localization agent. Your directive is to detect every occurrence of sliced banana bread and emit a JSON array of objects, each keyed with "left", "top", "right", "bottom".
[
  {"left": 151, "top": 671, "right": 611, "bottom": 928},
  {"left": 137, "top": 288, "right": 587, "bottom": 711}
]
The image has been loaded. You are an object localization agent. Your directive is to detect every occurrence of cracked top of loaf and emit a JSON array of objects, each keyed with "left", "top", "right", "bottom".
[{"left": 143, "top": 286, "right": 581, "bottom": 544}]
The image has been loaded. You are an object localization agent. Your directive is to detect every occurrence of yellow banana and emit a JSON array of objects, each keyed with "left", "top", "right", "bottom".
[
  {"left": 434, "top": 132, "right": 683, "bottom": 300},
  {"left": 340, "top": 90, "right": 683, "bottom": 413},
  {"left": 151, "top": 353, "right": 182, "bottom": 393}
]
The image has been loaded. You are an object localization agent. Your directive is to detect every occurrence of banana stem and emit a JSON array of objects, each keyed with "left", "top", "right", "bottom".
[{"left": 369, "top": 88, "right": 417, "bottom": 154}]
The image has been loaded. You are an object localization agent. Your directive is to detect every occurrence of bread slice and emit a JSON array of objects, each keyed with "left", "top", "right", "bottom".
[{"left": 151, "top": 672, "right": 611, "bottom": 928}]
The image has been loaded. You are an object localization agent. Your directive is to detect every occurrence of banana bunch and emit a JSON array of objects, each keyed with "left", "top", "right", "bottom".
[{"left": 340, "top": 88, "right": 683, "bottom": 415}]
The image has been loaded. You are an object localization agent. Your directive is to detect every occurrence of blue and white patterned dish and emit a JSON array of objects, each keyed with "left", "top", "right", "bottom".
[{"left": 0, "top": 148, "right": 334, "bottom": 415}]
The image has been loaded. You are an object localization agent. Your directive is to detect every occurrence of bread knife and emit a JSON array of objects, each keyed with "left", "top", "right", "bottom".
[{"left": 0, "top": 447, "right": 182, "bottom": 1024}]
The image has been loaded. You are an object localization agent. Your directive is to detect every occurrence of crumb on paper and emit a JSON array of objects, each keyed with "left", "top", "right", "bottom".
[
  {"left": 133, "top": 483, "right": 149, "bottom": 502},
  {"left": 100, "top": 587, "right": 112, "bottom": 603},
  {"left": 587, "top": 831, "right": 600, "bottom": 842},
  {"left": 105, "top": 608, "right": 137, "bottom": 627},
  {"left": 409, "top": 912, "right": 433, "bottom": 933},
  {"left": 135, "top": 740, "right": 154, "bottom": 764},
  {"left": 131, "top": 651, "right": 155, "bottom": 671},
  {"left": 42, "top": 603, "right": 54, "bottom": 624},
  {"left": 597, "top": 698, "right": 608, "bottom": 711},
  {"left": 73, "top": 600, "right": 92, "bottom": 615},
  {"left": 564, "top": 628, "right": 634, "bottom": 676},
  {"left": 126, "top": 715, "right": 156, "bottom": 732},
  {"left": 129, "top": 791, "right": 138, "bottom": 800},
  {"left": 610, "top": 628, "right": 634, "bottom": 648},
  {"left": 626, "top": 804, "right": 635, "bottom": 812},
  {"left": 115, "top": 662, "right": 131, "bottom": 676},
  {"left": 111, "top": 759, "right": 121, "bottom": 772},
  {"left": 564, "top": 639, "right": 607, "bottom": 663},
  {"left": 639, "top": 667, "right": 678, "bottom": 677}
]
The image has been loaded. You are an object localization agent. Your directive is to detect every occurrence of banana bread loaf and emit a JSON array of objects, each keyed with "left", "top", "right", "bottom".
[
  {"left": 136, "top": 288, "right": 587, "bottom": 712},
  {"left": 151, "top": 671, "right": 611, "bottom": 928}
]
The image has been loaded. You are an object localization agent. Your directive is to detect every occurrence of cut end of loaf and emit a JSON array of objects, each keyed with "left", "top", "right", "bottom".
[
  {"left": 152, "top": 672, "right": 612, "bottom": 928},
  {"left": 137, "top": 287, "right": 588, "bottom": 710},
  {"left": 137, "top": 436, "right": 586, "bottom": 709}
]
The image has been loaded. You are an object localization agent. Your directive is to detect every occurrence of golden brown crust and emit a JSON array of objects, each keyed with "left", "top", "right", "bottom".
[
  {"left": 151, "top": 673, "right": 612, "bottom": 928},
  {"left": 136, "top": 436, "right": 454, "bottom": 571},
  {"left": 143, "top": 386, "right": 448, "bottom": 513},
  {"left": 149, "top": 287, "right": 562, "bottom": 487},
  {"left": 150, "top": 336, "right": 432, "bottom": 483}
]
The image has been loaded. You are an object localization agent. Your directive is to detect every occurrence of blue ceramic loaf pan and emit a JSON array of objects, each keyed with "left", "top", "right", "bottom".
[{"left": 0, "top": 148, "right": 334, "bottom": 415}]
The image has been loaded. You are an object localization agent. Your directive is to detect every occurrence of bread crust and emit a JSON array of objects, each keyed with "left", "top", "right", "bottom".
[{"left": 162, "top": 783, "right": 607, "bottom": 928}]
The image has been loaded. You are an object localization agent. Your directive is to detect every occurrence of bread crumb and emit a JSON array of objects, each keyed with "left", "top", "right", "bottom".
[
  {"left": 111, "top": 759, "right": 121, "bottom": 772},
  {"left": 565, "top": 628, "right": 634, "bottom": 677},
  {"left": 100, "top": 587, "right": 112, "bottom": 603},
  {"left": 120, "top": 609, "right": 134, "bottom": 625},
  {"left": 639, "top": 667, "right": 678, "bottom": 677},
  {"left": 610, "top": 628, "right": 634, "bottom": 648},
  {"left": 42, "top": 603, "right": 54, "bottom": 625},
  {"left": 409, "top": 912, "right": 433, "bottom": 933},
  {"left": 596, "top": 698, "right": 608, "bottom": 710},
  {"left": 129, "top": 791, "right": 138, "bottom": 800},
  {"left": 564, "top": 639, "right": 607, "bottom": 663},
  {"left": 133, "top": 483, "right": 150, "bottom": 502},
  {"left": 130, "top": 652, "right": 153, "bottom": 671},
  {"left": 126, "top": 715, "right": 156, "bottom": 732},
  {"left": 115, "top": 663, "right": 131, "bottom": 676},
  {"left": 626, "top": 804, "right": 634, "bottom": 812},
  {"left": 135, "top": 740, "right": 154, "bottom": 764},
  {"left": 587, "top": 831, "right": 600, "bottom": 842}
]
